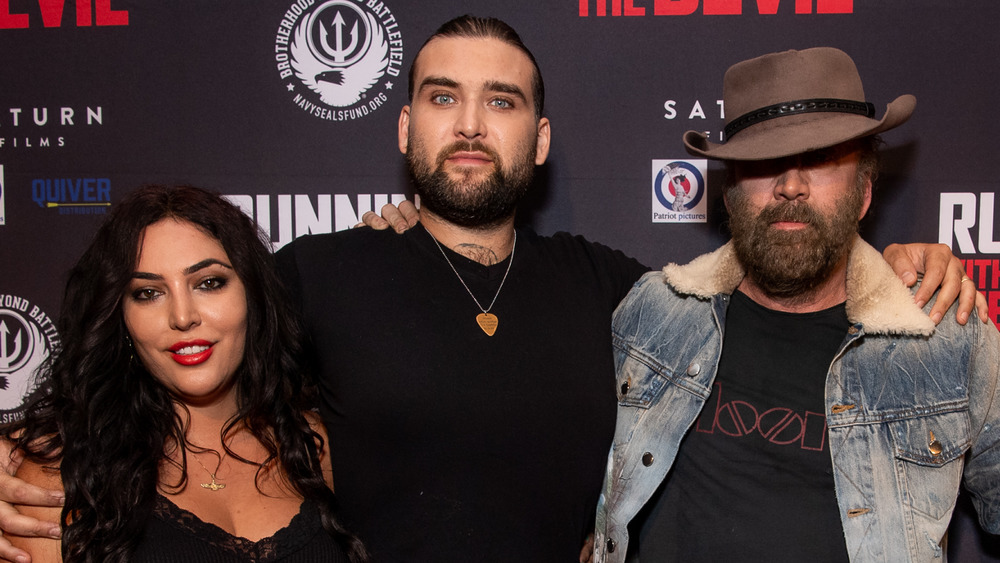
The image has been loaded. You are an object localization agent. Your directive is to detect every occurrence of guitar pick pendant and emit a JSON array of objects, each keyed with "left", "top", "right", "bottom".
[
  {"left": 476, "top": 313, "right": 499, "bottom": 336},
  {"left": 427, "top": 230, "right": 516, "bottom": 338}
]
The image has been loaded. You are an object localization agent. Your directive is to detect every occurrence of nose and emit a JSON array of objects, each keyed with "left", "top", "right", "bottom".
[
  {"left": 774, "top": 161, "right": 810, "bottom": 201},
  {"left": 168, "top": 293, "right": 201, "bottom": 332},
  {"left": 454, "top": 103, "right": 486, "bottom": 140}
]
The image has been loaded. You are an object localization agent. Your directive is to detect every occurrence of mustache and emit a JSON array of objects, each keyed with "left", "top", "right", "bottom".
[
  {"left": 757, "top": 201, "right": 821, "bottom": 225},
  {"left": 435, "top": 141, "right": 500, "bottom": 167}
]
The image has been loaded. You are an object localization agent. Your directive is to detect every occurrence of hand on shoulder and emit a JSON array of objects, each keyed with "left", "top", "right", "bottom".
[{"left": 7, "top": 458, "right": 64, "bottom": 562}]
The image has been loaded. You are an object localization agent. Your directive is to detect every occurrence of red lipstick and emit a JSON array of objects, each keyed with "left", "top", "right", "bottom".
[{"left": 169, "top": 340, "right": 214, "bottom": 366}]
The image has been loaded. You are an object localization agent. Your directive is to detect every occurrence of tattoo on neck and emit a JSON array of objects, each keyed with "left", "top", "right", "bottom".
[{"left": 455, "top": 243, "right": 501, "bottom": 265}]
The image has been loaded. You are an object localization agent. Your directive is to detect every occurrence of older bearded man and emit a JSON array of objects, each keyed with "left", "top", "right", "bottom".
[{"left": 594, "top": 47, "right": 1000, "bottom": 563}]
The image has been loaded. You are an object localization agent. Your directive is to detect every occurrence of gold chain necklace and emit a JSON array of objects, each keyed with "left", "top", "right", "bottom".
[
  {"left": 191, "top": 450, "right": 227, "bottom": 491},
  {"left": 428, "top": 230, "right": 516, "bottom": 336}
]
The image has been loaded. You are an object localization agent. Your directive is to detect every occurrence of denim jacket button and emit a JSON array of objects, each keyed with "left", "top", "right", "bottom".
[
  {"left": 642, "top": 452, "right": 654, "bottom": 466},
  {"left": 620, "top": 378, "right": 630, "bottom": 395},
  {"left": 927, "top": 430, "right": 943, "bottom": 456},
  {"left": 929, "top": 440, "right": 943, "bottom": 456},
  {"left": 607, "top": 539, "right": 617, "bottom": 553},
  {"left": 687, "top": 363, "right": 701, "bottom": 377}
]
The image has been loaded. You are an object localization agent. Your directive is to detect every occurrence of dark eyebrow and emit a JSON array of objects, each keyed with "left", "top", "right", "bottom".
[
  {"left": 131, "top": 259, "right": 233, "bottom": 280},
  {"left": 482, "top": 80, "right": 528, "bottom": 104},
  {"left": 417, "top": 77, "right": 528, "bottom": 105},
  {"left": 184, "top": 259, "right": 233, "bottom": 275},
  {"left": 418, "top": 76, "right": 459, "bottom": 92}
]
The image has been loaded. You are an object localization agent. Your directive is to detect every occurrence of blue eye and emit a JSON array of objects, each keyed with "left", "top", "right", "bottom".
[{"left": 432, "top": 94, "right": 455, "bottom": 105}]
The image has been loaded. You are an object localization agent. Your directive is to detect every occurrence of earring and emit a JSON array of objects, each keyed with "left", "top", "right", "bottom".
[{"left": 125, "top": 334, "right": 135, "bottom": 364}]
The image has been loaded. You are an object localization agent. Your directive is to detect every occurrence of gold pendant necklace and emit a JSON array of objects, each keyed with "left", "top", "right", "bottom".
[
  {"left": 428, "top": 230, "right": 516, "bottom": 337},
  {"left": 192, "top": 451, "right": 227, "bottom": 491}
]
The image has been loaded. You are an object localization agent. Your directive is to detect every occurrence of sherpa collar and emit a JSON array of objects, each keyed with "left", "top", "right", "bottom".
[{"left": 661, "top": 236, "right": 935, "bottom": 337}]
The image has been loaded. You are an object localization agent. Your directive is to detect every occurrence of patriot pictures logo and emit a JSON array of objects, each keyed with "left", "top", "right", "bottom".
[
  {"left": 0, "top": 296, "right": 59, "bottom": 422},
  {"left": 275, "top": 0, "right": 403, "bottom": 122},
  {"left": 652, "top": 159, "right": 708, "bottom": 223}
]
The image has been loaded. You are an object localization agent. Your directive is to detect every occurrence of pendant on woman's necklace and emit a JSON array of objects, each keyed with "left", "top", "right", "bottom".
[
  {"left": 201, "top": 474, "right": 226, "bottom": 491},
  {"left": 476, "top": 313, "right": 498, "bottom": 336}
]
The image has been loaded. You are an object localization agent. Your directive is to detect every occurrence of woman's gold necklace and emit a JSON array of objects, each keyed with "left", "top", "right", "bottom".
[{"left": 191, "top": 450, "right": 227, "bottom": 491}]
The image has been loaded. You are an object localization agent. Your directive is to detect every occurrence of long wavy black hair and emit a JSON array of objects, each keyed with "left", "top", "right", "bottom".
[{"left": 5, "top": 185, "right": 368, "bottom": 562}]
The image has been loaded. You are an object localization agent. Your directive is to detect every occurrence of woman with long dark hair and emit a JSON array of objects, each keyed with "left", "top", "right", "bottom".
[{"left": 4, "top": 185, "right": 368, "bottom": 562}]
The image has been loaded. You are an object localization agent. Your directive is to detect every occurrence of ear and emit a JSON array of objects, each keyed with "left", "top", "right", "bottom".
[
  {"left": 398, "top": 106, "right": 411, "bottom": 155},
  {"left": 722, "top": 163, "right": 739, "bottom": 214},
  {"left": 858, "top": 175, "right": 873, "bottom": 220},
  {"left": 534, "top": 117, "right": 551, "bottom": 165}
]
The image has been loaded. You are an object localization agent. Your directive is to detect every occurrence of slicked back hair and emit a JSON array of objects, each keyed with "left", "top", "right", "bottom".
[{"left": 408, "top": 15, "right": 545, "bottom": 120}]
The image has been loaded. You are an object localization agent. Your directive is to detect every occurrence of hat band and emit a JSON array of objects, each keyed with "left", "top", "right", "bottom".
[{"left": 724, "top": 98, "right": 876, "bottom": 141}]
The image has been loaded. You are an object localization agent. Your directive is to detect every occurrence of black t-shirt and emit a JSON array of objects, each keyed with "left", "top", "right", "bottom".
[
  {"left": 629, "top": 290, "right": 851, "bottom": 562},
  {"left": 276, "top": 224, "right": 647, "bottom": 562}
]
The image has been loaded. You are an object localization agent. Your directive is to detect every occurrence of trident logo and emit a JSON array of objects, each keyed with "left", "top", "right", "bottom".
[
  {"left": 320, "top": 11, "right": 358, "bottom": 63},
  {"left": 0, "top": 321, "right": 21, "bottom": 371}
]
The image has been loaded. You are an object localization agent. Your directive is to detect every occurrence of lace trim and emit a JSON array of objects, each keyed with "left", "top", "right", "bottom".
[{"left": 153, "top": 495, "right": 322, "bottom": 561}]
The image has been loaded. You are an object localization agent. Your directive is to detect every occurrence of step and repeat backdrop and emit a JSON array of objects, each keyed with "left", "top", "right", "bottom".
[{"left": 1, "top": 0, "right": 998, "bottom": 556}]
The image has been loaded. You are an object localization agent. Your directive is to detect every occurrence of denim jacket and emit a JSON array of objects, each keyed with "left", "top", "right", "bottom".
[{"left": 594, "top": 237, "right": 1000, "bottom": 562}]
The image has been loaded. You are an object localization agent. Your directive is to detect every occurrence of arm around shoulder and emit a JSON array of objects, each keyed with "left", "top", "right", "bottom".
[
  {"left": 963, "top": 319, "right": 1000, "bottom": 534},
  {"left": 7, "top": 459, "right": 63, "bottom": 562}
]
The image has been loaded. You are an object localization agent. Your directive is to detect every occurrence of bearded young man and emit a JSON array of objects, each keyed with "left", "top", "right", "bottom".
[
  {"left": 271, "top": 17, "right": 651, "bottom": 562},
  {"left": 0, "top": 18, "right": 985, "bottom": 563},
  {"left": 593, "top": 48, "right": 1000, "bottom": 563}
]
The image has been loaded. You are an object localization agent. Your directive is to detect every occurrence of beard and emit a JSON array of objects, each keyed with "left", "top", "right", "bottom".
[
  {"left": 405, "top": 137, "right": 535, "bottom": 229},
  {"left": 727, "top": 181, "right": 865, "bottom": 299}
]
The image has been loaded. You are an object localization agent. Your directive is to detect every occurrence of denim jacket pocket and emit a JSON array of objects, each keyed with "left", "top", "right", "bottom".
[
  {"left": 615, "top": 348, "right": 672, "bottom": 408},
  {"left": 890, "top": 409, "right": 971, "bottom": 520}
]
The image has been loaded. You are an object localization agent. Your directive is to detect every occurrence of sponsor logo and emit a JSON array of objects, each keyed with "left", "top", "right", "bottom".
[
  {"left": 0, "top": 295, "right": 59, "bottom": 422},
  {"left": 225, "top": 192, "right": 412, "bottom": 250},
  {"left": 939, "top": 192, "right": 1000, "bottom": 255},
  {"left": 962, "top": 258, "right": 1000, "bottom": 328},
  {"left": 960, "top": 258, "right": 1000, "bottom": 327},
  {"left": 664, "top": 98, "right": 726, "bottom": 145},
  {"left": 0, "top": 165, "right": 5, "bottom": 226},
  {"left": 275, "top": 0, "right": 403, "bottom": 122},
  {"left": 940, "top": 191, "right": 1000, "bottom": 325},
  {"left": 0, "top": 0, "right": 128, "bottom": 28},
  {"left": 0, "top": 106, "right": 104, "bottom": 150},
  {"left": 579, "top": 0, "right": 853, "bottom": 17},
  {"left": 652, "top": 159, "right": 707, "bottom": 223},
  {"left": 31, "top": 178, "right": 111, "bottom": 215}
]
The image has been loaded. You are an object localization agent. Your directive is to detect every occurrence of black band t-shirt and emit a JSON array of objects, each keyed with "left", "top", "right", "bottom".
[{"left": 629, "top": 290, "right": 851, "bottom": 562}]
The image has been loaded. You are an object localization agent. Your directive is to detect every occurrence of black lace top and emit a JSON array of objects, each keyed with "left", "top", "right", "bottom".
[{"left": 130, "top": 495, "right": 349, "bottom": 562}]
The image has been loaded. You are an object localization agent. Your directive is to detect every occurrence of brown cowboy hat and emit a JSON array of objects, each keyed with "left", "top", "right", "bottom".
[{"left": 683, "top": 47, "right": 915, "bottom": 161}]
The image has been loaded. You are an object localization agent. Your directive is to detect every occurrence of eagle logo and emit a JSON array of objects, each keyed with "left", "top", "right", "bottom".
[
  {"left": 0, "top": 309, "right": 50, "bottom": 411},
  {"left": 290, "top": 1, "right": 389, "bottom": 108}
]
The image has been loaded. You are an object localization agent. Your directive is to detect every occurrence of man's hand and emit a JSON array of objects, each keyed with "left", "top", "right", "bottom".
[
  {"left": 0, "top": 443, "right": 63, "bottom": 563},
  {"left": 579, "top": 533, "right": 595, "bottom": 563},
  {"left": 883, "top": 242, "right": 988, "bottom": 325},
  {"left": 356, "top": 200, "right": 419, "bottom": 233}
]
